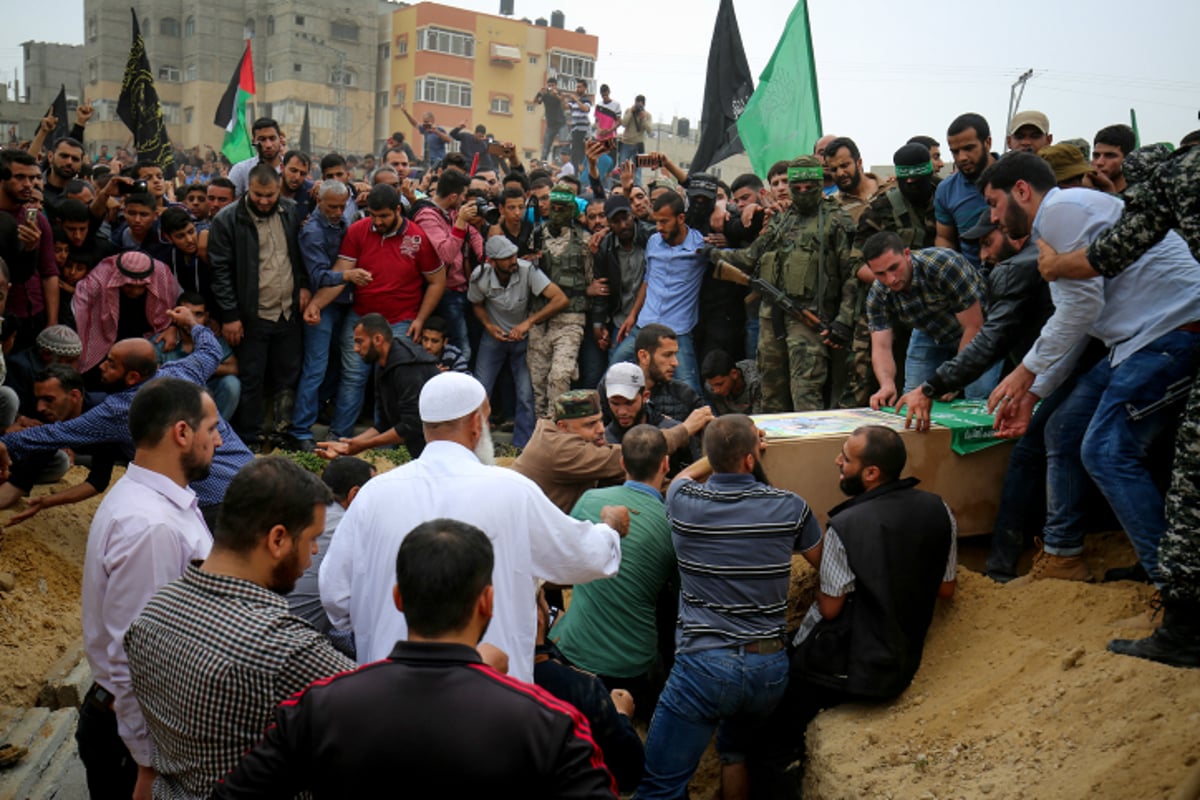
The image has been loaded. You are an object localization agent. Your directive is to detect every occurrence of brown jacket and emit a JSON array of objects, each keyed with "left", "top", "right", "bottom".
[{"left": 511, "top": 420, "right": 624, "bottom": 513}]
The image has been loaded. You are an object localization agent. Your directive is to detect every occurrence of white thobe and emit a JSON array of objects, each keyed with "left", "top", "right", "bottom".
[{"left": 320, "top": 440, "right": 622, "bottom": 682}]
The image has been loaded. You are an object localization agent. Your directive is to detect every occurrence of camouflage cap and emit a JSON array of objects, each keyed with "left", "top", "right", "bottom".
[
  {"left": 1062, "top": 138, "right": 1091, "bottom": 161},
  {"left": 553, "top": 390, "right": 602, "bottom": 421}
]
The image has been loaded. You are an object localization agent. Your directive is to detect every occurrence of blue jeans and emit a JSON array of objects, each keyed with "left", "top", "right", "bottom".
[
  {"left": 577, "top": 327, "right": 610, "bottom": 391},
  {"left": 904, "top": 328, "right": 1002, "bottom": 400},
  {"left": 1044, "top": 330, "right": 1199, "bottom": 582},
  {"left": 638, "top": 647, "right": 789, "bottom": 799},
  {"left": 610, "top": 326, "right": 704, "bottom": 397},
  {"left": 745, "top": 316, "right": 760, "bottom": 362},
  {"left": 435, "top": 290, "right": 472, "bottom": 363},
  {"left": 332, "top": 312, "right": 411, "bottom": 439},
  {"left": 208, "top": 375, "right": 241, "bottom": 423},
  {"left": 290, "top": 303, "right": 355, "bottom": 440},
  {"left": 473, "top": 334, "right": 536, "bottom": 448}
]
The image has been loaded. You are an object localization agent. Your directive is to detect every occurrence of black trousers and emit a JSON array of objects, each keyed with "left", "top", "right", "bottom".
[
  {"left": 233, "top": 314, "right": 302, "bottom": 444},
  {"left": 76, "top": 695, "right": 138, "bottom": 800},
  {"left": 747, "top": 667, "right": 861, "bottom": 800}
]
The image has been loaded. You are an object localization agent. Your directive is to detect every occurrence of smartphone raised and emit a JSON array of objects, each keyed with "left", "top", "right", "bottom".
[
  {"left": 636, "top": 154, "right": 660, "bottom": 168},
  {"left": 24, "top": 208, "right": 39, "bottom": 226},
  {"left": 117, "top": 179, "right": 149, "bottom": 196},
  {"left": 486, "top": 141, "right": 507, "bottom": 157}
]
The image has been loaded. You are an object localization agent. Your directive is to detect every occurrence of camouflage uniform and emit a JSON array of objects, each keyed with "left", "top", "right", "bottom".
[
  {"left": 833, "top": 182, "right": 941, "bottom": 407},
  {"left": 528, "top": 223, "right": 593, "bottom": 418},
  {"left": 1087, "top": 144, "right": 1200, "bottom": 603},
  {"left": 714, "top": 196, "right": 857, "bottom": 413}
]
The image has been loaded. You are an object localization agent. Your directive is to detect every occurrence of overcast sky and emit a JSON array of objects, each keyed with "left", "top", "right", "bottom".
[{"left": 6, "top": 0, "right": 1199, "bottom": 167}]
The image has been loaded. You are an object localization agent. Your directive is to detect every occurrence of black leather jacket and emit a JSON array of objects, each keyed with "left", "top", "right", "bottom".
[
  {"left": 926, "top": 242, "right": 1054, "bottom": 396},
  {"left": 207, "top": 196, "right": 308, "bottom": 324}
]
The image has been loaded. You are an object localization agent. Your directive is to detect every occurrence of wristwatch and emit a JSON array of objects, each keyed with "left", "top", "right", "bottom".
[{"left": 920, "top": 382, "right": 937, "bottom": 399}]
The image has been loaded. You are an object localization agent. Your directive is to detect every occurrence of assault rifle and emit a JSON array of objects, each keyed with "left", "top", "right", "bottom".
[{"left": 712, "top": 261, "right": 851, "bottom": 348}]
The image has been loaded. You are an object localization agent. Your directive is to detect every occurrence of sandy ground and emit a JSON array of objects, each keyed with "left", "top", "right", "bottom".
[
  {"left": 0, "top": 467, "right": 101, "bottom": 708},
  {"left": 2, "top": 469, "right": 1198, "bottom": 800}
]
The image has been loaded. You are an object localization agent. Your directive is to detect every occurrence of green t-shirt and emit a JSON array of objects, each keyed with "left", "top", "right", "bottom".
[{"left": 553, "top": 484, "right": 677, "bottom": 678}]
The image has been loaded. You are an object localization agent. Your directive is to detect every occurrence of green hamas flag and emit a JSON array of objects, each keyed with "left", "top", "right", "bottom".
[
  {"left": 116, "top": 8, "right": 175, "bottom": 177},
  {"left": 737, "top": 0, "right": 822, "bottom": 177}
]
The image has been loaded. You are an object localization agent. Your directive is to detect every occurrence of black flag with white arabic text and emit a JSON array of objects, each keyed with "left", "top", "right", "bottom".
[{"left": 690, "top": 0, "right": 754, "bottom": 174}]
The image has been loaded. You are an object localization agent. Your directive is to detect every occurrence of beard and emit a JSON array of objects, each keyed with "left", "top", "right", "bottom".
[
  {"left": 268, "top": 547, "right": 304, "bottom": 596},
  {"left": 751, "top": 457, "right": 771, "bottom": 486},
  {"left": 839, "top": 168, "right": 862, "bottom": 193},
  {"left": 839, "top": 473, "right": 866, "bottom": 497},
  {"left": 182, "top": 445, "right": 213, "bottom": 484},
  {"left": 474, "top": 419, "right": 496, "bottom": 466},
  {"left": 990, "top": 238, "right": 1020, "bottom": 266},
  {"left": 1003, "top": 202, "right": 1032, "bottom": 239}
]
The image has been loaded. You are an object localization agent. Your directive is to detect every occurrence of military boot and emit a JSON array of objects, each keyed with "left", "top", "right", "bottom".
[{"left": 1109, "top": 600, "right": 1200, "bottom": 669}]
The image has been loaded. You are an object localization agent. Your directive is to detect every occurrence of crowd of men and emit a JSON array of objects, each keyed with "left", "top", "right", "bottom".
[{"left": 1, "top": 81, "right": 1199, "bottom": 798}]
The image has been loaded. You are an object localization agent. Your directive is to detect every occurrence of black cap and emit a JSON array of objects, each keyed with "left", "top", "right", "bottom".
[
  {"left": 686, "top": 173, "right": 719, "bottom": 200},
  {"left": 961, "top": 208, "right": 997, "bottom": 242},
  {"left": 604, "top": 195, "right": 632, "bottom": 219}
]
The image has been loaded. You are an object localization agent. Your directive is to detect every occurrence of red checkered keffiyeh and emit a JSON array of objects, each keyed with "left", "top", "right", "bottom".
[{"left": 73, "top": 251, "right": 181, "bottom": 371}]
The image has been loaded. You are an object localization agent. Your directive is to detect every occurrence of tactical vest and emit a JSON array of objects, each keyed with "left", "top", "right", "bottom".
[
  {"left": 884, "top": 187, "right": 935, "bottom": 250},
  {"left": 540, "top": 225, "right": 589, "bottom": 314},
  {"left": 761, "top": 202, "right": 843, "bottom": 318}
]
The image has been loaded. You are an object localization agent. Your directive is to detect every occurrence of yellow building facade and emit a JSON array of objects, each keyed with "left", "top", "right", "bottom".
[{"left": 386, "top": 3, "right": 599, "bottom": 163}]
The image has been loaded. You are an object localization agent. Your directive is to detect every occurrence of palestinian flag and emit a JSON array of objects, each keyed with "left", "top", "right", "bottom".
[{"left": 215, "top": 42, "right": 255, "bottom": 164}]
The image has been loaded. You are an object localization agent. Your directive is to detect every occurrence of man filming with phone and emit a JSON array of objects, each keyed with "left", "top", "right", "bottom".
[
  {"left": 0, "top": 149, "right": 60, "bottom": 344},
  {"left": 531, "top": 77, "right": 568, "bottom": 162},
  {"left": 620, "top": 95, "right": 653, "bottom": 184}
]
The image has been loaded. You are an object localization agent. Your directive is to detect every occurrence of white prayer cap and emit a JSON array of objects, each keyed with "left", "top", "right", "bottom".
[{"left": 419, "top": 372, "right": 488, "bottom": 423}]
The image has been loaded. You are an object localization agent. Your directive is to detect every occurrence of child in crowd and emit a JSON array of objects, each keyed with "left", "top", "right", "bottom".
[
  {"left": 419, "top": 316, "right": 470, "bottom": 374},
  {"left": 57, "top": 251, "right": 91, "bottom": 331}
]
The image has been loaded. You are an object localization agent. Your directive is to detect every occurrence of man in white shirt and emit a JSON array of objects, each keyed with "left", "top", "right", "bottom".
[
  {"left": 76, "top": 377, "right": 222, "bottom": 800},
  {"left": 227, "top": 118, "right": 285, "bottom": 197},
  {"left": 320, "top": 371, "right": 629, "bottom": 682}
]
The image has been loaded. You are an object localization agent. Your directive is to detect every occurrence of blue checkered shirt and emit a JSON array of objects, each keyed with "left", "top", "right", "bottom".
[
  {"left": 866, "top": 247, "right": 987, "bottom": 347},
  {"left": 1, "top": 325, "right": 252, "bottom": 507}
]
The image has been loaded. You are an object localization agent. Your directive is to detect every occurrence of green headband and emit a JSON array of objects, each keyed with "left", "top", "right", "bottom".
[
  {"left": 787, "top": 165, "right": 823, "bottom": 182},
  {"left": 895, "top": 161, "right": 934, "bottom": 179},
  {"left": 549, "top": 191, "right": 576, "bottom": 204}
]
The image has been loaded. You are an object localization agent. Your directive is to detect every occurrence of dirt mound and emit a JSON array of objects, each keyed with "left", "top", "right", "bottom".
[
  {"left": 3, "top": 468, "right": 1198, "bottom": 799},
  {"left": 0, "top": 468, "right": 104, "bottom": 707},
  {"left": 804, "top": 533, "right": 1199, "bottom": 800}
]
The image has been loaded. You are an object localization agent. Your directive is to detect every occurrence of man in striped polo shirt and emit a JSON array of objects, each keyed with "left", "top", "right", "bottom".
[{"left": 637, "top": 414, "right": 822, "bottom": 799}]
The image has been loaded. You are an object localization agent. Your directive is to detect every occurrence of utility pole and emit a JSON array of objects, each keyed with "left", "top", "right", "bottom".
[
  {"left": 1005, "top": 69, "right": 1034, "bottom": 152},
  {"left": 333, "top": 49, "right": 347, "bottom": 154}
]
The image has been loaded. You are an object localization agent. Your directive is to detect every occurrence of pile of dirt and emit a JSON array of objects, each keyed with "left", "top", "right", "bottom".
[
  {"left": 0, "top": 467, "right": 105, "bottom": 707},
  {"left": 3, "top": 466, "right": 1198, "bottom": 799},
  {"left": 803, "top": 532, "right": 1199, "bottom": 800}
]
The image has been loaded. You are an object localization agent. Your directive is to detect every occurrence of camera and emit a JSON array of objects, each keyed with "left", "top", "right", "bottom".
[{"left": 474, "top": 196, "right": 499, "bottom": 227}]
